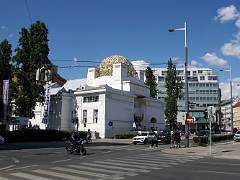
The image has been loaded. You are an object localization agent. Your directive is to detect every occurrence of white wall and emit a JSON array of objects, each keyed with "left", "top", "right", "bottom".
[
  {"left": 105, "top": 91, "right": 134, "bottom": 137},
  {"left": 77, "top": 93, "right": 106, "bottom": 137},
  {"left": 144, "top": 99, "right": 165, "bottom": 130}
]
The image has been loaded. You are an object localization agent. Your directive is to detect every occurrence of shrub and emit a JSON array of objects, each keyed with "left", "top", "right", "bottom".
[
  {"left": 7, "top": 129, "right": 70, "bottom": 142},
  {"left": 193, "top": 134, "right": 234, "bottom": 146},
  {"left": 193, "top": 136, "right": 208, "bottom": 146},
  {"left": 114, "top": 132, "right": 138, "bottom": 139}
]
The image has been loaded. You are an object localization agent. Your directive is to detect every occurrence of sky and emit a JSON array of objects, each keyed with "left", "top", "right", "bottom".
[{"left": 0, "top": 0, "right": 240, "bottom": 99}]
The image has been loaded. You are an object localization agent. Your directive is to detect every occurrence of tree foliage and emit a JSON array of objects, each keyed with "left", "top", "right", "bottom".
[
  {"left": 164, "top": 58, "right": 183, "bottom": 130},
  {"left": 145, "top": 66, "right": 157, "bottom": 98},
  {"left": 13, "top": 21, "right": 52, "bottom": 117},
  {"left": 0, "top": 40, "right": 13, "bottom": 120}
]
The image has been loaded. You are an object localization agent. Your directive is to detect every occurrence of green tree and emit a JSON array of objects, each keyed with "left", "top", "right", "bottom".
[
  {"left": 0, "top": 40, "right": 13, "bottom": 121},
  {"left": 145, "top": 66, "right": 157, "bottom": 98},
  {"left": 13, "top": 21, "right": 52, "bottom": 117},
  {"left": 164, "top": 58, "right": 182, "bottom": 130}
]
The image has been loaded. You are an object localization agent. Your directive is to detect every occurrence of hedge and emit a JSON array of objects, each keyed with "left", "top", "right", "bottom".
[
  {"left": 193, "top": 134, "right": 234, "bottom": 146},
  {"left": 114, "top": 132, "right": 138, "bottom": 139},
  {"left": 6, "top": 129, "right": 70, "bottom": 142}
]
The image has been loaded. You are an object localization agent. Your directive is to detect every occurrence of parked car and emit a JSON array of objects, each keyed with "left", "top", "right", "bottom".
[
  {"left": 157, "top": 130, "right": 171, "bottom": 144},
  {"left": 0, "top": 135, "right": 4, "bottom": 144},
  {"left": 233, "top": 131, "right": 240, "bottom": 142},
  {"left": 133, "top": 131, "right": 157, "bottom": 144}
]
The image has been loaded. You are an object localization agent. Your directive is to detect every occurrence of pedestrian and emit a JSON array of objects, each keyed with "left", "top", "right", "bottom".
[
  {"left": 150, "top": 131, "right": 158, "bottom": 148},
  {"left": 176, "top": 130, "right": 181, "bottom": 148}
]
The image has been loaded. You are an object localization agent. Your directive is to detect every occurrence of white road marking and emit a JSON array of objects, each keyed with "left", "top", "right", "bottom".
[
  {"left": 32, "top": 169, "right": 90, "bottom": 180},
  {"left": 6, "top": 165, "right": 39, "bottom": 171},
  {"left": 51, "top": 167, "right": 110, "bottom": 178},
  {"left": 67, "top": 164, "right": 138, "bottom": 176},
  {"left": 94, "top": 160, "right": 161, "bottom": 170},
  {"left": 106, "top": 159, "right": 169, "bottom": 167},
  {"left": 51, "top": 159, "right": 72, "bottom": 163},
  {"left": 132, "top": 155, "right": 190, "bottom": 163},
  {"left": 0, "top": 165, "right": 16, "bottom": 171},
  {"left": 113, "top": 157, "right": 178, "bottom": 166},
  {"left": 81, "top": 162, "right": 150, "bottom": 173},
  {"left": 197, "top": 170, "right": 240, "bottom": 176},
  {"left": 11, "top": 157, "right": 19, "bottom": 163},
  {"left": 11, "top": 172, "right": 52, "bottom": 180},
  {"left": 0, "top": 177, "right": 11, "bottom": 180}
]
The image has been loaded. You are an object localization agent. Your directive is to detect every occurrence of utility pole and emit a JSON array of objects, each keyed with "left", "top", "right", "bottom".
[{"left": 169, "top": 22, "right": 189, "bottom": 147}]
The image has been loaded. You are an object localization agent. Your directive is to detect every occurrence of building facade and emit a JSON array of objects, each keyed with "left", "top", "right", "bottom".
[
  {"left": 74, "top": 55, "right": 165, "bottom": 138},
  {"left": 233, "top": 101, "right": 240, "bottom": 130}
]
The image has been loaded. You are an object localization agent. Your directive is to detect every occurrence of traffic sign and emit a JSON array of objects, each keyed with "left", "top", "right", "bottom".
[
  {"left": 108, "top": 121, "right": 113, "bottom": 127},
  {"left": 186, "top": 116, "right": 193, "bottom": 124}
]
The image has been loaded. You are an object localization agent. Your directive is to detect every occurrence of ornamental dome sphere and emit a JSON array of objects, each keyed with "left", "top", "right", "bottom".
[{"left": 98, "top": 55, "right": 137, "bottom": 77}]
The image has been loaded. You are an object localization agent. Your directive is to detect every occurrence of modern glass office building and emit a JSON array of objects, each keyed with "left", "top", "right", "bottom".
[{"left": 153, "top": 67, "right": 221, "bottom": 129}]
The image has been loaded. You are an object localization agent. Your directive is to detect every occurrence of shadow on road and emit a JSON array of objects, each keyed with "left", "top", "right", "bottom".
[{"left": 0, "top": 141, "right": 129, "bottom": 151}]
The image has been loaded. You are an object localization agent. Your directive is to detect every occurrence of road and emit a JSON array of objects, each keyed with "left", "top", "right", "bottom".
[{"left": 0, "top": 141, "right": 239, "bottom": 180}]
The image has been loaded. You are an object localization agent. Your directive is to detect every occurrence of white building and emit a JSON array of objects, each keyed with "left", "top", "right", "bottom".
[
  {"left": 29, "top": 83, "right": 76, "bottom": 131},
  {"left": 31, "top": 55, "right": 165, "bottom": 138},
  {"left": 74, "top": 55, "right": 165, "bottom": 138}
]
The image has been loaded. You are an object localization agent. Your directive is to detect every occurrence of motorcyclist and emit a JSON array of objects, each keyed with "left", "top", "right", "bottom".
[{"left": 70, "top": 130, "right": 80, "bottom": 148}]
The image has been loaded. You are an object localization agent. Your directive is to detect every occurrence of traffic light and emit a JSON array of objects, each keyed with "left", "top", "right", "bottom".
[{"left": 203, "top": 109, "right": 208, "bottom": 119}]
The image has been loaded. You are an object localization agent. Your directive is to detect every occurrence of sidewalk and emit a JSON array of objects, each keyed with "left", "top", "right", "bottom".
[{"left": 162, "top": 141, "right": 240, "bottom": 160}]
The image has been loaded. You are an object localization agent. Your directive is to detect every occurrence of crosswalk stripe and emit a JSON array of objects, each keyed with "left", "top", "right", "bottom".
[
  {"left": 106, "top": 159, "right": 170, "bottom": 167},
  {"left": 137, "top": 154, "right": 196, "bottom": 161},
  {"left": 51, "top": 167, "right": 110, "bottom": 178},
  {"left": 67, "top": 164, "right": 138, "bottom": 176},
  {"left": 0, "top": 177, "right": 11, "bottom": 180},
  {"left": 113, "top": 157, "right": 179, "bottom": 166},
  {"left": 32, "top": 169, "right": 90, "bottom": 180},
  {"left": 81, "top": 162, "right": 148, "bottom": 173},
  {"left": 94, "top": 161, "right": 161, "bottom": 170},
  {"left": 11, "top": 172, "right": 52, "bottom": 180},
  {"left": 136, "top": 155, "right": 192, "bottom": 162}
]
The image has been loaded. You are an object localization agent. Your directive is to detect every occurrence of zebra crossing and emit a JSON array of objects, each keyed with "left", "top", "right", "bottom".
[
  {"left": 87, "top": 145, "right": 165, "bottom": 151},
  {"left": 0, "top": 152, "right": 203, "bottom": 180}
]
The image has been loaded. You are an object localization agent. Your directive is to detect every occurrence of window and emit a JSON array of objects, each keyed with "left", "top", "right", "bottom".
[
  {"left": 193, "top": 71, "right": 197, "bottom": 76},
  {"left": 93, "top": 109, "right": 98, "bottom": 123},
  {"left": 83, "top": 96, "right": 99, "bottom": 103},
  {"left": 83, "top": 110, "right": 87, "bottom": 124},
  {"left": 200, "top": 76, "right": 205, "bottom": 80}
]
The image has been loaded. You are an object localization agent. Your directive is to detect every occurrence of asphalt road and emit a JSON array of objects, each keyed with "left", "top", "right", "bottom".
[{"left": 0, "top": 141, "right": 239, "bottom": 180}]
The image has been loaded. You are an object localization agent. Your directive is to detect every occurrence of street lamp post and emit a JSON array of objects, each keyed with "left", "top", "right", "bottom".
[
  {"left": 220, "top": 65, "right": 233, "bottom": 134},
  {"left": 169, "top": 22, "right": 189, "bottom": 147}
]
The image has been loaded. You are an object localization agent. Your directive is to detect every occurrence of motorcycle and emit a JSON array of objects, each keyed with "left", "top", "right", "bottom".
[{"left": 65, "top": 139, "right": 87, "bottom": 155}]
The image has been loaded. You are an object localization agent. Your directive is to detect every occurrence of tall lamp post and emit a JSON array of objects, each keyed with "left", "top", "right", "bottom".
[
  {"left": 220, "top": 65, "right": 233, "bottom": 134},
  {"left": 169, "top": 22, "right": 189, "bottom": 147}
]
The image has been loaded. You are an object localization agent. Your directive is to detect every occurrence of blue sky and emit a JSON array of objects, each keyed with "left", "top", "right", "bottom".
[{"left": 0, "top": 0, "right": 240, "bottom": 98}]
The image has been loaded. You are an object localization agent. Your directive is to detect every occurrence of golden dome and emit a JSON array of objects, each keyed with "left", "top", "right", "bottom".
[{"left": 98, "top": 55, "right": 137, "bottom": 77}]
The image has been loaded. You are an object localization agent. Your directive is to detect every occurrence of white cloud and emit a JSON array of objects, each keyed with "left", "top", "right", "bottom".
[
  {"left": 191, "top": 60, "right": 198, "bottom": 66},
  {"left": 221, "top": 32, "right": 240, "bottom": 58},
  {"left": 201, "top": 52, "right": 228, "bottom": 67},
  {"left": 131, "top": 60, "right": 149, "bottom": 70},
  {"left": 215, "top": 5, "right": 239, "bottom": 23},
  {"left": 235, "top": 19, "right": 240, "bottom": 28},
  {"left": 220, "top": 78, "right": 240, "bottom": 100}
]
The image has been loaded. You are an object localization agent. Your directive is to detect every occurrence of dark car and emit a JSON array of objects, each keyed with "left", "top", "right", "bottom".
[
  {"left": 157, "top": 130, "right": 171, "bottom": 144},
  {"left": 196, "top": 130, "right": 209, "bottom": 137}
]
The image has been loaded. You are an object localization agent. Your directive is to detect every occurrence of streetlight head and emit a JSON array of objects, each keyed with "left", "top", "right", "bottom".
[{"left": 168, "top": 29, "right": 175, "bottom": 32}]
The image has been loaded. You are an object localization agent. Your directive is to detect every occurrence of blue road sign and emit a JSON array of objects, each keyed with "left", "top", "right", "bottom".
[{"left": 108, "top": 121, "right": 113, "bottom": 127}]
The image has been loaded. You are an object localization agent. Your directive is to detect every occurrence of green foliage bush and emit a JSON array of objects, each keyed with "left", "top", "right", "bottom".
[
  {"left": 114, "top": 132, "right": 138, "bottom": 139},
  {"left": 7, "top": 129, "right": 70, "bottom": 142},
  {"left": 193, "top": 134, "right": 234, "bottom": 146},
  {"left": 193, "top": 136, "right": 208, "bottom": 146}
]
